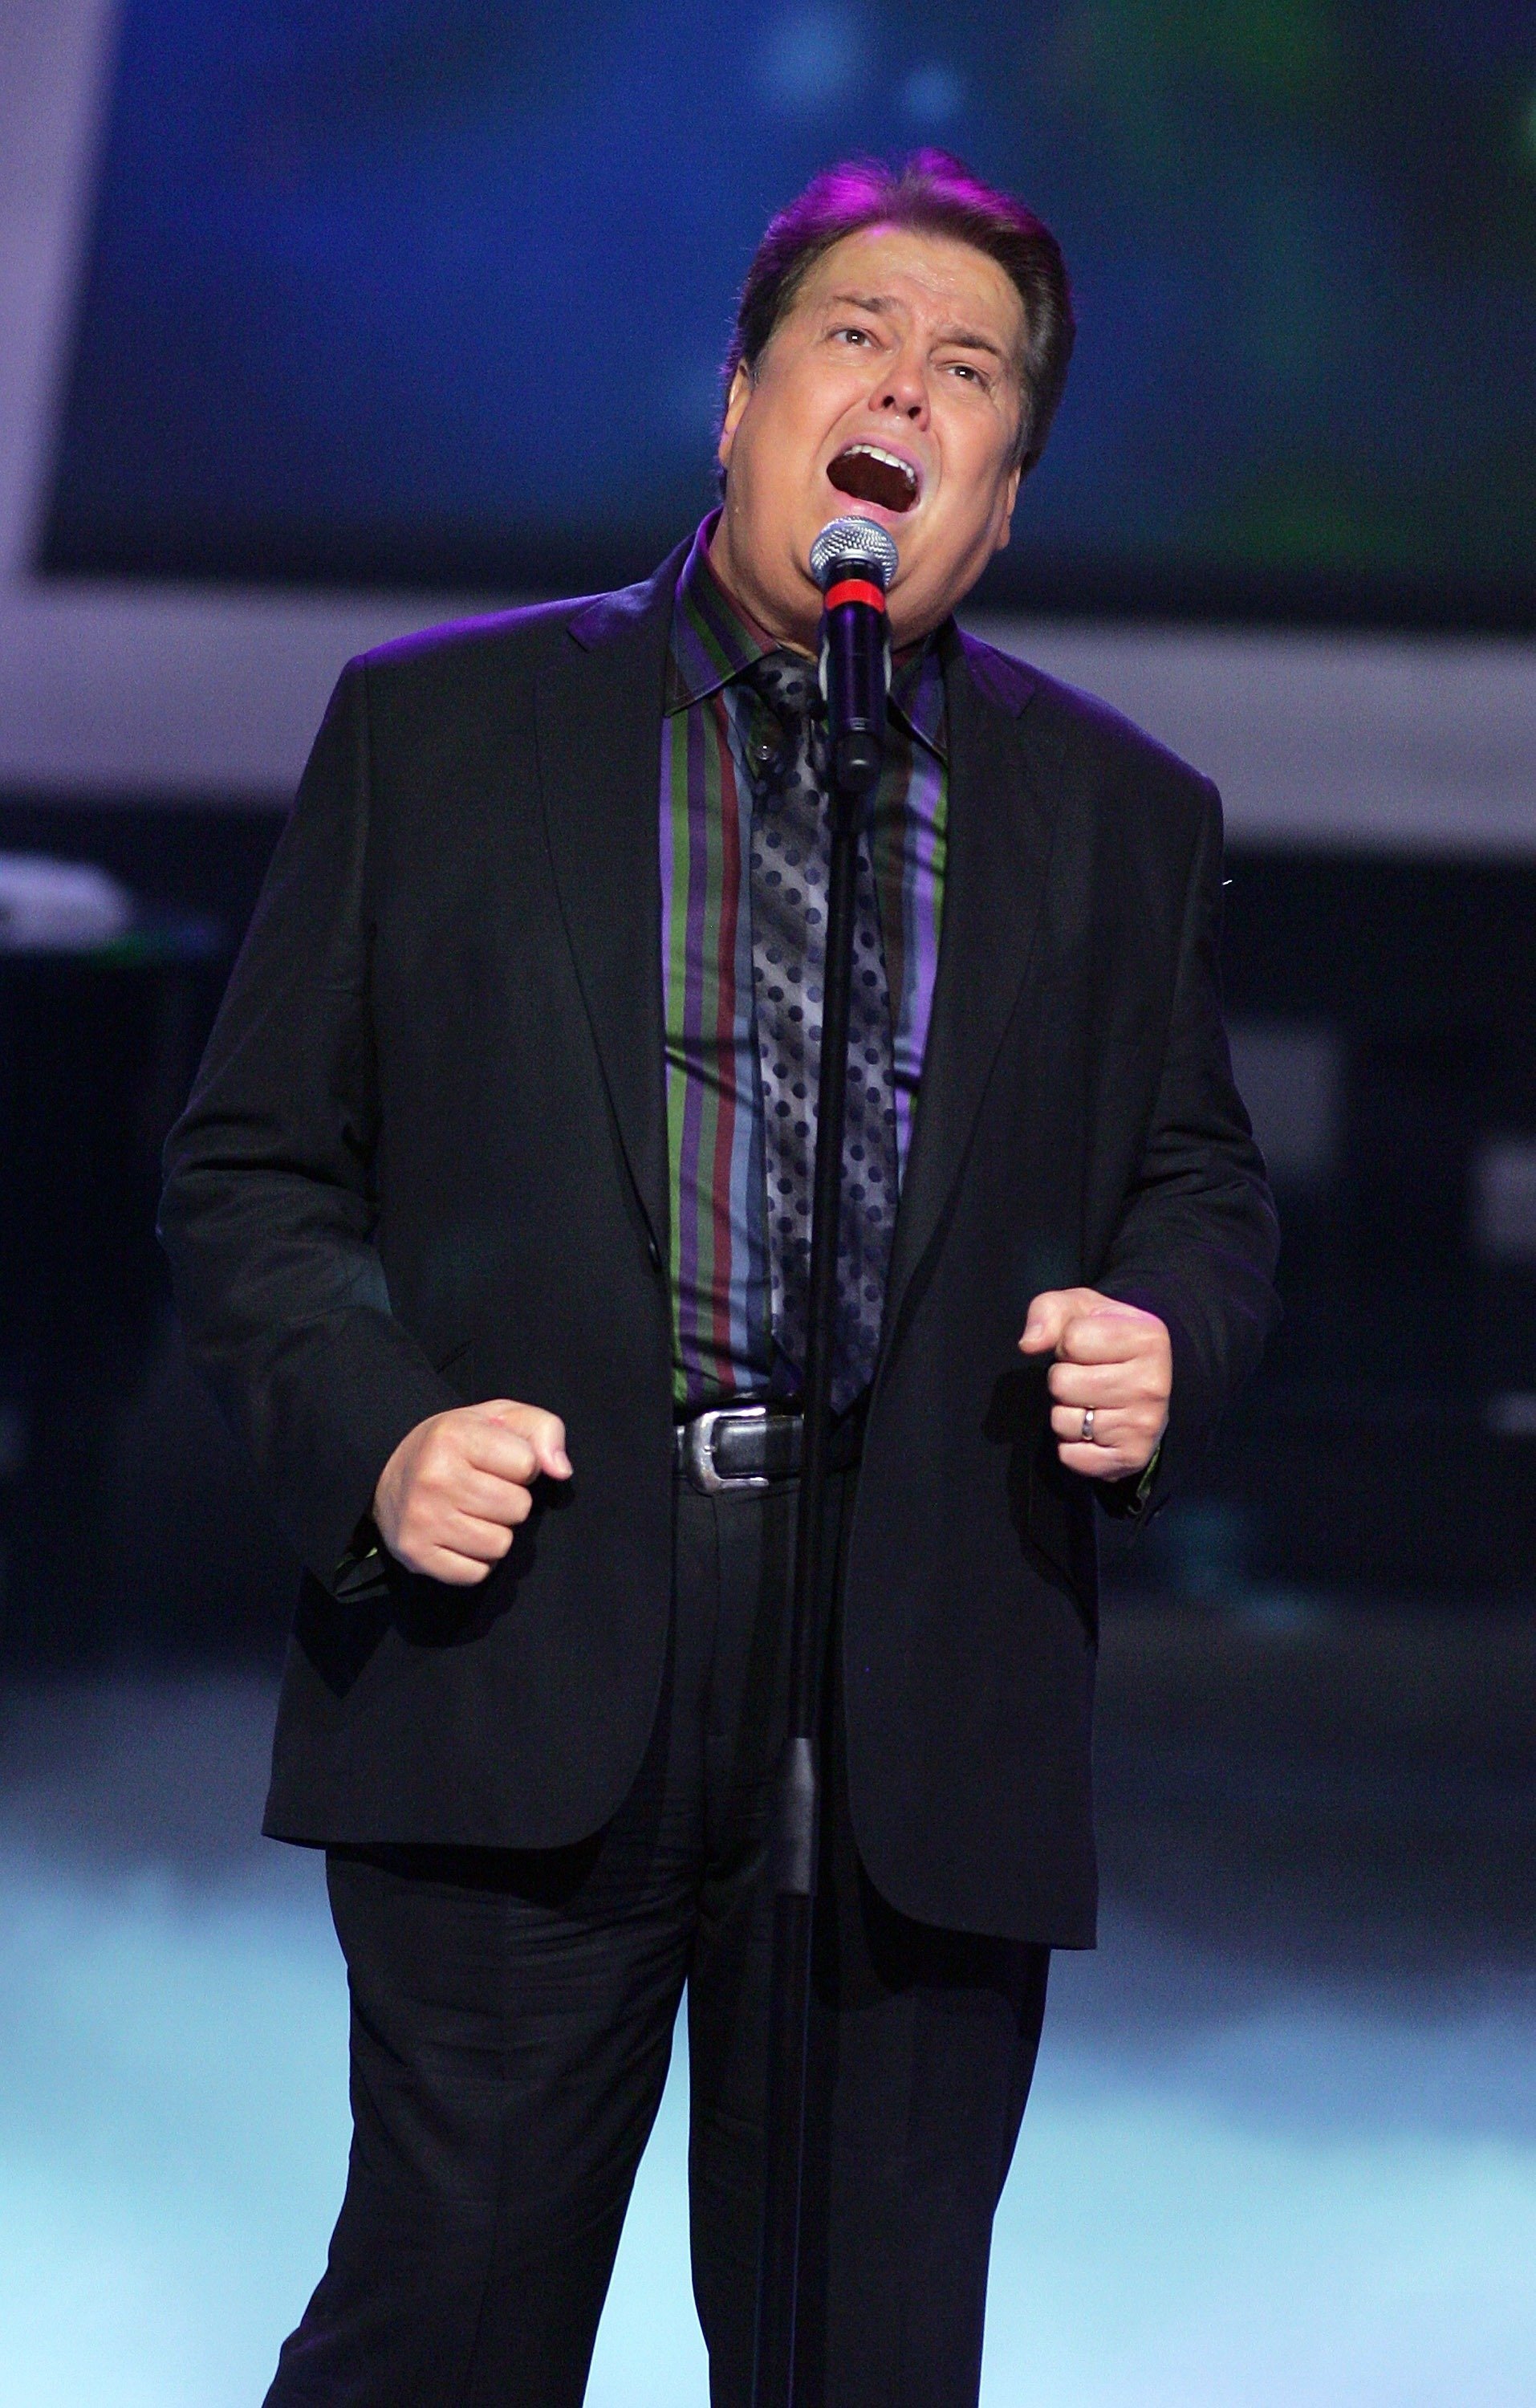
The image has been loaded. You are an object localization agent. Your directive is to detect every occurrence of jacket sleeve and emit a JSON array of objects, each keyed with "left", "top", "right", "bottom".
[
  {"left": 159, "top": 660, "right": 459, "bottom": 1588},
  {"left": 1096, "top": 777, "right": 1280, "bottom": 1517}
]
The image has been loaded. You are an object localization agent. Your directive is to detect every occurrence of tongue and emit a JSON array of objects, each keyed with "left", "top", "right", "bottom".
[{"left": 828, "top": 450, "right": 915, "bottom": 512}]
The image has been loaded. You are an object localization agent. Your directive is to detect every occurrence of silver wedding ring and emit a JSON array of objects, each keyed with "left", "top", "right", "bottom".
[{"left": 1081, "top": 1407, "right": 1096, "bottom": 1443}]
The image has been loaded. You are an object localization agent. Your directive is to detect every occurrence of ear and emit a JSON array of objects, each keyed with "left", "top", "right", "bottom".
[
  {"left": 717, "top": 360, "right": 754, "bottom": 474},
  {"left": 992, "top": 460, "right": 1023, "bottom": 555}
]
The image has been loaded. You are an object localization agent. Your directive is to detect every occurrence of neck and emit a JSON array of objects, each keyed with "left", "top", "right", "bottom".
[
  {"left": 705, "top": 511, "right": 945, "bottom": 661},
  {"left": 706, "top": 515, "right": 818, "bottom": 657}
]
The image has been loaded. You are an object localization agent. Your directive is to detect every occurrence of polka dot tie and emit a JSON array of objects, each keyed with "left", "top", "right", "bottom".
[{"left": 742, "top": 649, "right": 900, "bottom": 1413}]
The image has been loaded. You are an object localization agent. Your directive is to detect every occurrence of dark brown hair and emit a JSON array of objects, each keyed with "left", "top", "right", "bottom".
[{"left": 723, "top": 150, "right": 1075, "bottom": 472}]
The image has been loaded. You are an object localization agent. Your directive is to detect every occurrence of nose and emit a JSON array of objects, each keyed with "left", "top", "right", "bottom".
[{"left": 872, "top": 342, "right": 928, "bottom": 427}]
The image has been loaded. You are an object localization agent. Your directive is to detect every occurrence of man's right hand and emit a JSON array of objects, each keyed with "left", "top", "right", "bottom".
[{"left": 372, "top": 1401, "right": 572, "bottom": 1585}]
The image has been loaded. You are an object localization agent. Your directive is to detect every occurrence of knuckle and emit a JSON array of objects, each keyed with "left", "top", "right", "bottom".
[
  {"left": 428, "top": 1465, "right": 465, "bottom": 1513},
  {"left": 422, "top": 1433, "right": 459, "bottom": 1482}
]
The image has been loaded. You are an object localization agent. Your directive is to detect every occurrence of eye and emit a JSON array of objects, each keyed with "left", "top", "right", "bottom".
[
  {"left": 831, "top": 323, "right": 875, "bottom": 347},
  {"left": 945, "top": 360, "right": 986, "bottom": 386}
]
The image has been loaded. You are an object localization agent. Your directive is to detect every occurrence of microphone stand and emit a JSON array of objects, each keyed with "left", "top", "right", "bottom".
[{"left": 751, "top": 561, "right": 888, "bottom": 2408}]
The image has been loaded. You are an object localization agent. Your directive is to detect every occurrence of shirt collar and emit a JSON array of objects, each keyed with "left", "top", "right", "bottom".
[
  {"left": 890, "top": 637, "right": 948, "bottom": 766},
  {"left": 666, "top": 511, "right": 948, "bottom": 765},
  {"left": 667, "top": 512, "right": 770, "bottom": 711}
]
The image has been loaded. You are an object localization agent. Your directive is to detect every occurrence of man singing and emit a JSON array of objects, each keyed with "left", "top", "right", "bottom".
[{"left": 162, "top": 151, "right": 1278, "bottom": 2406}]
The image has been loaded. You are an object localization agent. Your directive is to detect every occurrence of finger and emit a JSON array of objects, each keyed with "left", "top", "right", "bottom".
[
  {"left": 1054, "top": 1440, "right": 1143, "bottom": 1483},
  {"left": 1046, "top": 1360, "right": 1148, "bottom": 1408},
  {"left": 1056, "top": 1307, "right": 1159, "bottom": 1365},
  {"left": 396, "top": 1498, "right": 526, "bottom": 1567},
  {"left": 1018, "top": 1289, "right": 1089, "bottom": 1355},
  {"left": 434, "top": 1506, "right": 524, "bottom": 1560},
  {"left": 412, "top": 1546, "right": 494, "bottom": 1587},
  {"left": 1050, "top": 1401, "right": 1127, "bottom": 1442},
  {"left": 1050, "top": 1401, "right": 1162, "bottom": 1454},
  {"left": 458, "top": 1418, "right": 542, "bottom": 1485},
  {"left": 428, "top": 1461, "right": 542, "bottom": 1523},
  {"left": 482, "top": 1401, "right": 572, "bottom": 1479}
]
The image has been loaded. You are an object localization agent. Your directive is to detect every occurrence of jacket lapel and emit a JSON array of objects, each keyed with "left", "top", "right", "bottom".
[
  {"left": 882, "top": 626, "right": 1063, "bottom": 1346},
  {"left": 535, "top": 543, "right": 686, "bottom": 1262}
]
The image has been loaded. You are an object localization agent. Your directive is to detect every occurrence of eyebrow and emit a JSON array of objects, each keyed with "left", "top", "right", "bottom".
[
  {"left": 936, "top": 324, "right": 1011, "bottom": 363},
  {"left": 821, "top": 291, "right": 1014, "bottom": 365}
]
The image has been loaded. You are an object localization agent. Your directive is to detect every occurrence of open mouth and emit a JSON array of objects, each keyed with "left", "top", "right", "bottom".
[{"left": 827, "top": 442, "right": 920, "bottom": 514}]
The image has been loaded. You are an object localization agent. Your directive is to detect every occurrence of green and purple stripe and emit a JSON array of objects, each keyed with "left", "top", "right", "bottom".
[{"left": 662, "top": 518, "right": 949, "bottom": 1406}]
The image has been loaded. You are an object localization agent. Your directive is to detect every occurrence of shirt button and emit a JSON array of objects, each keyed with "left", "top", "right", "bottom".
[{"left": 749, "top": 714, "right": 785, "bottom": 774}]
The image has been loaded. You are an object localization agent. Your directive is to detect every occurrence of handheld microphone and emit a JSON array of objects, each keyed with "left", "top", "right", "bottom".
[{"left": 808, "top": 516, "right": 899, "bottom": 798}]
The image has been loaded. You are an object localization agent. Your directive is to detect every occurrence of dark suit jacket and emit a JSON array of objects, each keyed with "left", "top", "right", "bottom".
[{"left": 160, "top": 538, "right": 1278, "bottom": 1946}]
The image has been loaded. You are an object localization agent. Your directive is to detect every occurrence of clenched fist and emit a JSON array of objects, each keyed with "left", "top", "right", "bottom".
[
  {"left": 1018, "top": 1289, "right": 1171, "bottom": 1483},
  {"left": 373, "top": 1399, "right": 572, "bottom": 1585}
]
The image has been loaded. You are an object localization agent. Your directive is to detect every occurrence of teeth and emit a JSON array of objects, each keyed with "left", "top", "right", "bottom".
[{"left": 843, "top": 443, "right": 917, "bottom": 491}]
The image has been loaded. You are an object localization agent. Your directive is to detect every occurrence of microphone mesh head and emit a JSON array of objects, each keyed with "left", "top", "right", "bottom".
[{"left": 809, "top": 515, "right": 899, "bottom": 594}]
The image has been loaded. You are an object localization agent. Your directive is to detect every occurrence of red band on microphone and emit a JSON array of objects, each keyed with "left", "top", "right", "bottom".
[{"left": 823, "top": 577, "right": 887, "bottom": 614}]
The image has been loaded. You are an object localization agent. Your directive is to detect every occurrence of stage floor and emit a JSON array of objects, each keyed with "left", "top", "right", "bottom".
[{"left": 2, "top": 1605, "right": 1533, "bottom": 2404}]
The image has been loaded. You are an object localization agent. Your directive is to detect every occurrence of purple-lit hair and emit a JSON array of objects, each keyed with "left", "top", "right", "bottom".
[{"left": 723, "top": 150, "right": 1075, "bottom": 472}]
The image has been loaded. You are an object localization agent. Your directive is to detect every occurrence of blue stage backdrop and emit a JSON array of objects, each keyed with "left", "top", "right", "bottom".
[{"left": 42, "top": 0, "right": 1536, "bottom": 624}]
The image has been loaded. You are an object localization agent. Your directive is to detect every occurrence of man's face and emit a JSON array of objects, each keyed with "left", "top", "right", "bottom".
[{"left": 711, "top": 223, "right": 1028, "bottom": 652}]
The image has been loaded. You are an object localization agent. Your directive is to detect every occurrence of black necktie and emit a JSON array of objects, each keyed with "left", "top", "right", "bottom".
[{"left": 742, "top": 649, "right": 900, "bottom": 1412}]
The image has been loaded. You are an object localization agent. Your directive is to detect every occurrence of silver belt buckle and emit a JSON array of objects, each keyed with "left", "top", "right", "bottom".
[{"left": 684, "top": 1403, "right": 773, "bottom": 1494}]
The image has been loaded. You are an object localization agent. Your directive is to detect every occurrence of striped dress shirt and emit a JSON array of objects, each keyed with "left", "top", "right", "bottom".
[{"left": 660, "top": 516, "right": 949, "bottom": 1407}]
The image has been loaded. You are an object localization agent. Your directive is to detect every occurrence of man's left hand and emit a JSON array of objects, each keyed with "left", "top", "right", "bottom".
[{"left": 1018, "top": 1290, "right": 1172, "bottom": 1482}]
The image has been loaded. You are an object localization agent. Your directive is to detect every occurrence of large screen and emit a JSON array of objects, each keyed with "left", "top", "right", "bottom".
[{"left": 43, "top": 1, "right": 1536, "bottom": 624}]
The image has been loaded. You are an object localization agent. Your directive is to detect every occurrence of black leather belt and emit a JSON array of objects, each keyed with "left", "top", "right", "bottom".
[{"left": 673, "top": 1401, "right": 864, "bottom": 1493}]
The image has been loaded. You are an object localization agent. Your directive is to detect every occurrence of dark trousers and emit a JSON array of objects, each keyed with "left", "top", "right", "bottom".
[{"left": 265, "top": 1470, "right": 1049, "bottom": 2406}]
